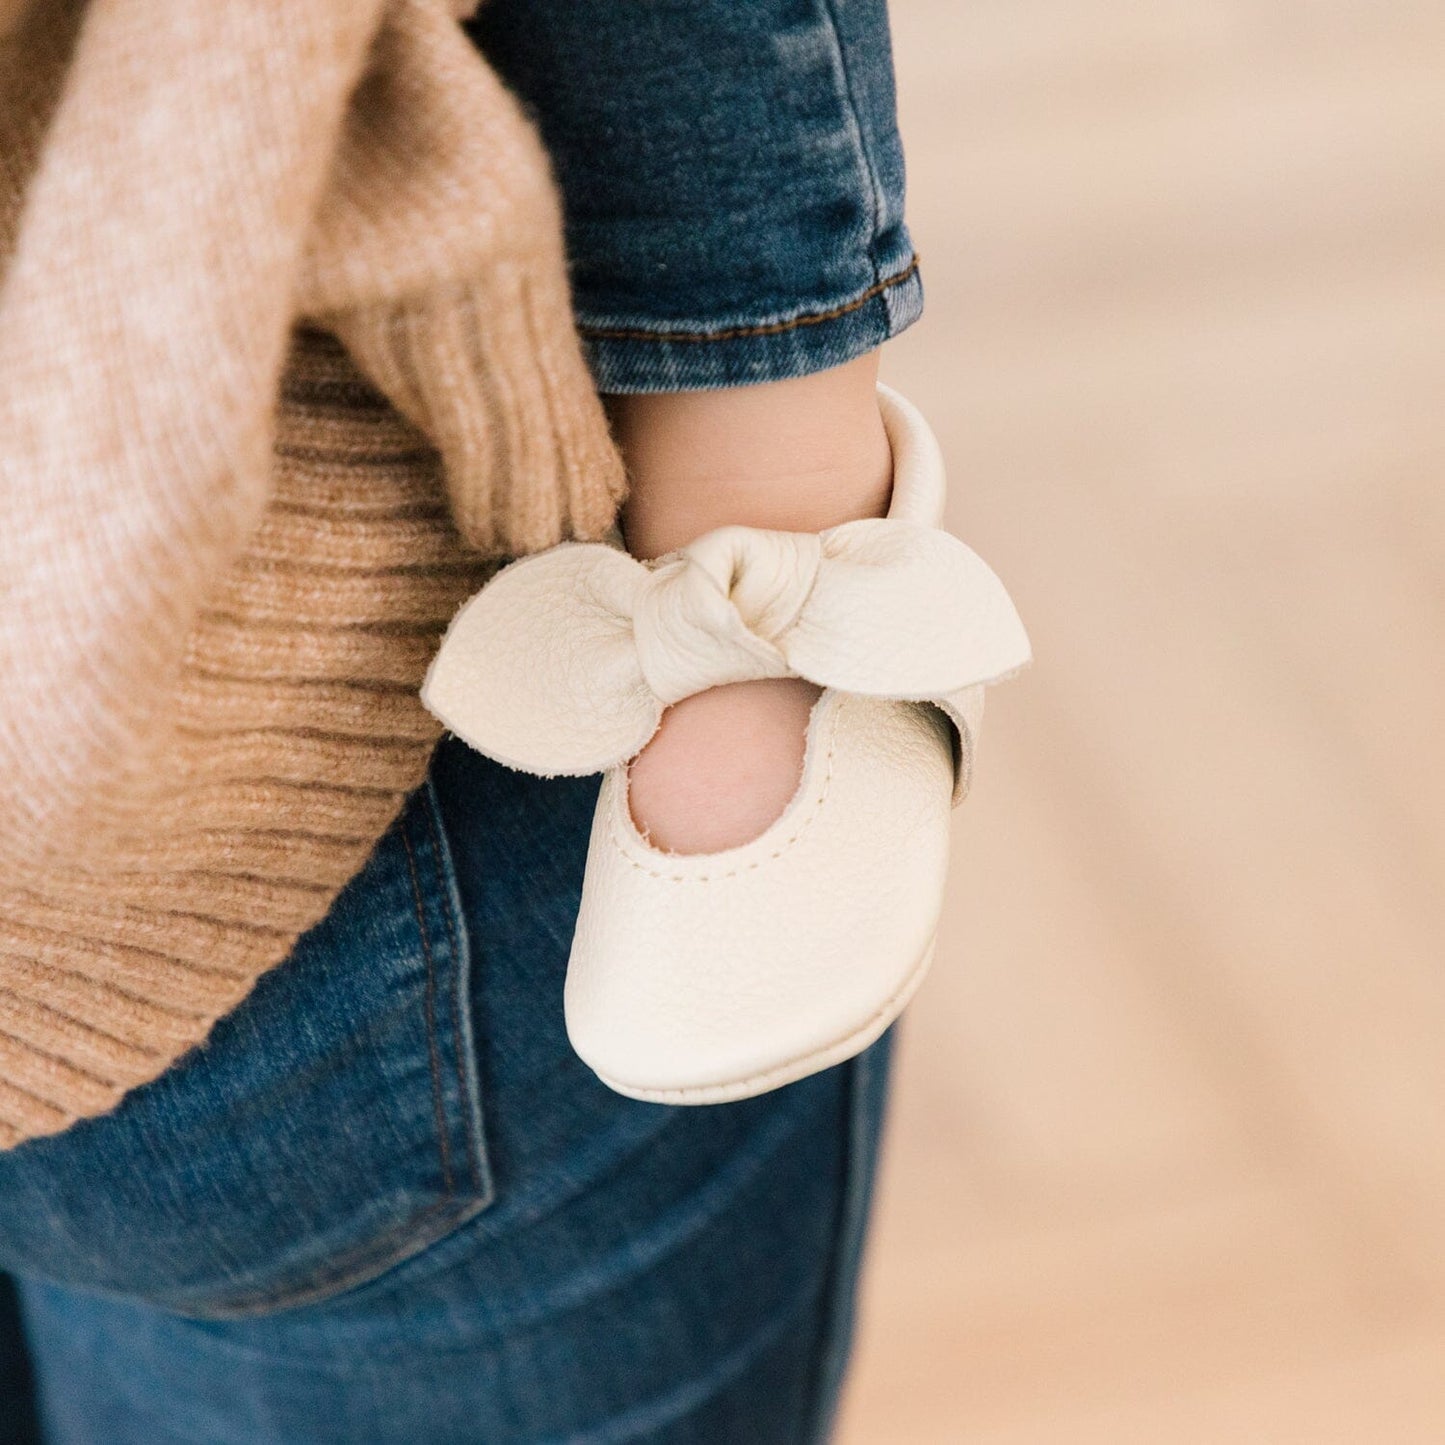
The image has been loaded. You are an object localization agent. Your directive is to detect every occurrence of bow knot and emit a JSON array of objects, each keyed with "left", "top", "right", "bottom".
[
  {"left": 421, "top": 515, "right": 1030, "bottom": 782},
  {"left": 634, "top": 527, "right": 824, "bottom": 705}
]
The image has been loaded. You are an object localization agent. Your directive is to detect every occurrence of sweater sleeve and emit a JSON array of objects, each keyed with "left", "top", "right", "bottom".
[{"left": 465, "top": 0, "right": 922, "bottom": 393}]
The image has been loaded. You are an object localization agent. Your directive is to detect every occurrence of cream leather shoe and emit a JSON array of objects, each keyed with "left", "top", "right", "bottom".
[{"left": 422, "top": 385, "right": 1030, "bottom": 1103}]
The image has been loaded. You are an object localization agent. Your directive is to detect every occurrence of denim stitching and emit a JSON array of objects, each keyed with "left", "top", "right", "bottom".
[
  {"left": 151, "top": 800, "right": 501, "bottom": 1320},
  {"left": 176, "top": 1194, "right": 469, "bottom": 1318},
  {"left": 421, "top": 785, "right": 485, "bottom": 1194},
  {"left": 797, "top": 1040, "right": 884, "bottom": 1445},
  {"left": 798, "top": 1052, "right": 864, "bottom": 1445},
  {"left": 400, "top": 813, "right": 455, "bottom": 1195},
  {"left": 577, "top": 257, "right": 918, "bottom": 344},
  {"left": 821, "top": 0, "right": 884, "bottom": 294}
]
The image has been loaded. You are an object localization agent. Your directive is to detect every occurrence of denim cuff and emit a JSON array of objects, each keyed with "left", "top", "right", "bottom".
[
  {"left": 469, "top": 0, "right": 920, "bottom": 396},
  {"left": 578, "top": 255, "right": 923, "bottom": 394}
]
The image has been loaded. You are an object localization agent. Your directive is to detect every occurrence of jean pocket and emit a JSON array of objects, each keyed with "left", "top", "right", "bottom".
[{"left": 0, "top": 771, "right": 494, "bottom": 1320}]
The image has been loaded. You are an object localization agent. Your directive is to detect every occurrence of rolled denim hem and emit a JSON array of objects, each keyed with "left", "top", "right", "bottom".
[{"left": 580, "top": 257, "right": 923, "bottom": 394}]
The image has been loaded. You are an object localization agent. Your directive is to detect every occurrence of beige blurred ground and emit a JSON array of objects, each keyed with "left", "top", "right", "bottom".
[{"left": 838, "top": 1, "right": 1445, "bottom": 1440}]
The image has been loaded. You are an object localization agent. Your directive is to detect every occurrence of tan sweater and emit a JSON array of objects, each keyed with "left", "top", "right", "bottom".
[{"left": 0, "top": 0, "right": 627, "bottom": 1147}]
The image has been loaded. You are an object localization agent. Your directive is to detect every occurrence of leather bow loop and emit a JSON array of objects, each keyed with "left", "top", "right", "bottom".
[
  {"left": 421, "top": 516, "right": 1030, "bottom": 778},
  {"left": 634, "top": 527, "right": 823, "bottom": 705}
]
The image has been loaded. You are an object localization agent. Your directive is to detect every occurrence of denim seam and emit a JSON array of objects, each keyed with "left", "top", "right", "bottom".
[
  {"left": 65, "top": 791, "right": 497, "bottom": 1323},
  {"left": 167, "top": 802, "right": 493, "bottom": 1319},
  {"left": 305, "top": 1109, "right": 674, "bottom": 1320},
  {"left": 820, "top": 0, "right": 884, "bottom": 293},
  {"left": 400, "top": 817, "right": 455, "bottom": 1195},
  {"left": 178, "top": 1193, "right": 479, "bottom": 1319},
  {"left": 799, "top": 1057, "right": 857, "bottom": 1444},
  {"left": 801, "top": 1041, "right": 887, "bottom": 1444},
  {"left": 373, "top": 1089, "right": 812, "bottom": 1344},
  {"left": 577, "top": 255, "right": 918, "bottom": 345},
  {"left": 420, "top": 782, "right": 486, "bottom": 1195}
]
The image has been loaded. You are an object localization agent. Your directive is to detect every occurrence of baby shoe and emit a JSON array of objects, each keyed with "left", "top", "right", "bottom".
[{"left": 421, "top": 385, "right": 1030, "bottom": 1103}]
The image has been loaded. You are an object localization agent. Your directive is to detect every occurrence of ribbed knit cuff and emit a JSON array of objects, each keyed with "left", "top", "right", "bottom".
[{"left": 327, "top": 259, "right": 627, "bottom": 559}]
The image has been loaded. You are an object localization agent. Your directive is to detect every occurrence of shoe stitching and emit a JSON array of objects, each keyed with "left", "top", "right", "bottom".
[{"left": 604, "top": 698, "right": 842, "bottom": 883}]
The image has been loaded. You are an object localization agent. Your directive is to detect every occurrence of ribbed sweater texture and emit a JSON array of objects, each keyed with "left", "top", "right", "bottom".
[{"left": 0, "top": 0, "right": 627, "bottom": 1147}]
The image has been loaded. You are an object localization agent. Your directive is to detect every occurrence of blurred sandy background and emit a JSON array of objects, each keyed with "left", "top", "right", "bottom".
[{"left": 838, "top": 1, "right": 1445, "bottom": 1440}]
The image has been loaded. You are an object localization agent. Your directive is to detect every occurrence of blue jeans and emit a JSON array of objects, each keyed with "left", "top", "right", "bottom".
[
  {"left": 468, "top": 0, "right": 922, "bottom": 391},
  {"left": 0, "top": 739, "right": 892, "bottom": 1443}
]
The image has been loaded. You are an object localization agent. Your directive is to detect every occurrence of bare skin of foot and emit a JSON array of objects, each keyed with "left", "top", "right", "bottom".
[{"left": 607, "top": 352, "right": 892, "bottom": 855}]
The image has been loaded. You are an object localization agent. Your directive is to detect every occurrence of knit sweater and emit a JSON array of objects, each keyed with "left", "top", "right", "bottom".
[{"left": 0, "top": 0, "right": 627, "bottom": 1147}]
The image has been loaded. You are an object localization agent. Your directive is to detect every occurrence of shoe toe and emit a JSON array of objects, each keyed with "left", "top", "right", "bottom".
[{"left": 564, "top": 693, "right": 955, "bottom": 1103}]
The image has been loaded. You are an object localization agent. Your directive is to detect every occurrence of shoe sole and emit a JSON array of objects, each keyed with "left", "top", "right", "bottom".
[{"left": 586, "top": 935, "right": 938, "bottom": 1106}]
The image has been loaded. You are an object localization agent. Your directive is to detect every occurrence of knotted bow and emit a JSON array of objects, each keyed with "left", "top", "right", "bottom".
[{"left": 421, "top": 516, "right": 1031, "bottom": 778}]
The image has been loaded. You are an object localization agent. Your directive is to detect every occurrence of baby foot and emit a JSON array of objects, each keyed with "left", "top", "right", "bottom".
[
  {"left": 606, "top": 356, "right": 892, "bottom": 856},
  {"left": 625, "top": 675, "right": 822, "bottom": 854}
]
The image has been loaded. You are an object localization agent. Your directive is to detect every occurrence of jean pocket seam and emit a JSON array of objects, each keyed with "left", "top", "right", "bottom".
[
  {"left": 420, "top": 775, "right": 489, "bottom": 1196},
  {"left": 800, "top": 1033, "right": 893, "bottom": 1444},
  {"left": 401, "top": 811, "right": 460, "bottom": 1195},
  {"left": 172, "top": 1191, "right": 496, "bottom": 1319},
  {"left": 166, "top": 779, "right": 496, "bottom": 1321}
]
